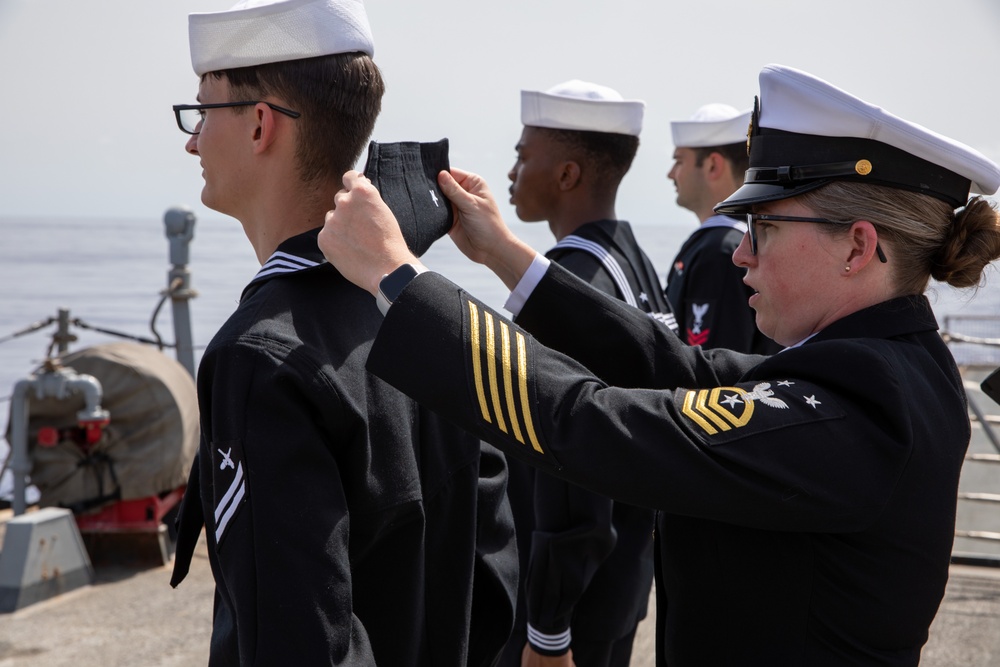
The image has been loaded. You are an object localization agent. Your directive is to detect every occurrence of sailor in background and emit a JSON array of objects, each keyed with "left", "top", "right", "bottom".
[
  {"left": 665, "top": 103, "right": 781, "bottom": 354},
  {"left": 319, "top": 63, "right": 1000, "bottom": 666},
  {"left": 500, "top": 80, "right": 670, "bottom": 667},
  {"left": 168, "top": 0, "right": 517, "bottom": 664}
]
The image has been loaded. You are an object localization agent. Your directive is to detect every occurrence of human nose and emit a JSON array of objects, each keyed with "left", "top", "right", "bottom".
[
  {"left": 185, "top": 133, "right": 199, "bottom": 156},
  {"left": 733, "top": 230, "right": 755, "bottom": 268},
  {"left": 667, "top": 163, "right": 678, "bottom": 181},
  {"left": 508, "top": 163, "right": 517, "bottom": 183}
]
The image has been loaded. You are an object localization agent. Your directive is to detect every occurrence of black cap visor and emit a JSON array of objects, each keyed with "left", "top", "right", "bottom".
[
  {"left": 715, "top": 128, "right": 971, "bottom": 217},
  {"left": 715, "top": 180, "right": 831, "bottom": 217}
]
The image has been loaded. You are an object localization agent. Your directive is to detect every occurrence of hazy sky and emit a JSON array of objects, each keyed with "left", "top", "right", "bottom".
[{"left": 1, "top": 0, "right": 999, "bottom": 227}]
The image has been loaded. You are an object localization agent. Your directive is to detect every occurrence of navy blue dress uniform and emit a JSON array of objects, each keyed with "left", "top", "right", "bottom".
[
  {"left": 665, "top": 219, "right": 778, "bottom": 354},
  {"left": 363, "top": 265, "right": 964, "bottom": 666},
  {"left": 509, "top": 218, "right": 672, "bottom": 659},
  {"left": 499, "top": 79, "right": 674, "bottom": 663},
  {"left": 170, "top": 230, "right": 518, "bottom": 666},
  {"left": 345, "top": 64, "right": 1000, "bottom": 665},
  {"left": 548, "top": 220, "right": 676, "bottom": 333}
]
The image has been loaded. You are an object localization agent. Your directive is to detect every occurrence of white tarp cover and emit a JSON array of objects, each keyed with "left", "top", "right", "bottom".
[{"left": 9, "top": 342, "right": 198, "bottom": 510}]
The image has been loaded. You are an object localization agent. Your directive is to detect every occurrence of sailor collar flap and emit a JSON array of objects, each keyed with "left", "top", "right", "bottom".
[{"left": 243, "top": 228, "right": 328, "bottom": 297}]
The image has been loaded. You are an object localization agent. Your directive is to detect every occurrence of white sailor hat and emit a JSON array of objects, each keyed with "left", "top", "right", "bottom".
[
  {"left": 189, "top": 0, "right": 374, "bottom": 77},
  {"left": 716, "top": 64, "right": 1000, "bottom": 214},
  {"left": 521, "top": 80, "right": 644, "bottom": 136},
  {"left": 671, "top": 103, "right": 752, "bottom": 148}
]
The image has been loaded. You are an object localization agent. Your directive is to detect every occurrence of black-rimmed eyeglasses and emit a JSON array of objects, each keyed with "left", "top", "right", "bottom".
[
  {"left": 172, "top": 102, "right": 302, "bottom": 135},
  {"left": 745, "top": 213, "right": 887, "bottom": 263}
]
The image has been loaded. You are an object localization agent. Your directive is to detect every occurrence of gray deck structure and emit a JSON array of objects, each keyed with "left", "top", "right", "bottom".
[{"left": 2, "top": 361, "right": 999, "bottom": 665}]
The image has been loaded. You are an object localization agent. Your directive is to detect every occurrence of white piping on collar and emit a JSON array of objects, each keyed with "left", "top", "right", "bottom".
[
  {"left": 700, "top": 214, "right": 748, "bottom": 233},
  {"left": 253, "top": 251, "right": 322, "bottom": 281}
]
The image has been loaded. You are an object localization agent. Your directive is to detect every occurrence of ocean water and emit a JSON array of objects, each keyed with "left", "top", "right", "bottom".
[{"left": 2, "top": 214, "right": 999, "bottom": 497}]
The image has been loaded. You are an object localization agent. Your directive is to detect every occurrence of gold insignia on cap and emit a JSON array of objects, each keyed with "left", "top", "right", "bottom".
[
  {"left": 746, "top": 96, "right": 759, "bottom": 157},
  {"left": 855, "top": 159, "right": 873, "bottom": 176}
]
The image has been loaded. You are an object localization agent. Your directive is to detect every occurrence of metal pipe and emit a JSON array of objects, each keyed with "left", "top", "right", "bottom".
[
  {"left": 54, "top": 308, "right": 77, "bottom": 355},
  {"left": 9, "top": 380, "right": 32, "bottom": 516},
  {"left": 164, "top": 207, "right": 198, "bottom": 378},
  {"left": 8, "top": 366, "right": 109, "bottom": 516}
]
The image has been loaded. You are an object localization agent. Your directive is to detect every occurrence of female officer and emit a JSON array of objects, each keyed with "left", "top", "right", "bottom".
[{"left": 319, "top": 64, "right": 1000, "bottom": 666}]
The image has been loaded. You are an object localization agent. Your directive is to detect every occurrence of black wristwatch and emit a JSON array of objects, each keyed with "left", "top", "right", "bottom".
[{"left": 376, "top": 263, "right": 420, "bottom": 316}]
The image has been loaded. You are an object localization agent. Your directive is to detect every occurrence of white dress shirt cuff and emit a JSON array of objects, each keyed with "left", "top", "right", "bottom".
[{"left": 503, "top": 253, "right": 550, "bottom": 317}]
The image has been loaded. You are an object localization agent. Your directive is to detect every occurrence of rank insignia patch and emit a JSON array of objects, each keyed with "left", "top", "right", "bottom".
[
  {"left": 686, "top": 302, "right": 712, "bottom": 346},
  {"left": 676, "top": 379, "right": 844, "bottom": 445},
  {"left": 211, "top": 439, "right": 247, "bottom": 547}
]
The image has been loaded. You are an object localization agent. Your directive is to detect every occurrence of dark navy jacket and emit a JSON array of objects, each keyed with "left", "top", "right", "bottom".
[
  {"left": 508, "top": 220, "right": 666, "bottom": 654},
  {"left": 171, "top": 229, "right": 518, "bottom": 666},
  {"left": 366, "top": 263, "right": 968, "bottom": 667},
  {"left": 665, "top": 218, "right": 780, "bottom": 355}
]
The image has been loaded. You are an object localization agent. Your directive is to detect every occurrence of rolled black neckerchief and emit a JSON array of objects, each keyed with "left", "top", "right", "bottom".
[{"left": 362, "top": 139, "right": 454, "bottom": 257}]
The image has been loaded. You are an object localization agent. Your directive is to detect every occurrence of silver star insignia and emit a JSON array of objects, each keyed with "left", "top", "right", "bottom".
[{"left": 721, "top": 393, "right": 743, "bottom": 408}]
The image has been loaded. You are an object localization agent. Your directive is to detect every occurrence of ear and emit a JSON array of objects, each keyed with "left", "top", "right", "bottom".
[
  {"left": 557, "top": 160, "right": 582, "bottom": 191},
  {"left": 704, "top": 152, "right": 727, "bottom": 180},
  {"left": 251, "top": 102, "right": 280, "bottom": 154},
  {"left": 844, "top": 220, "right": 882, "bottom": 271}
]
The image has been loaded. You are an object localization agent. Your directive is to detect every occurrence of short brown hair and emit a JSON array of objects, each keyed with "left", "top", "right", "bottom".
[
  {"left": 692, "top": 142, "right": 749, "bottom": 181},
  {"left": 210, "top": 52, "right": 385, "bottom": 184}
]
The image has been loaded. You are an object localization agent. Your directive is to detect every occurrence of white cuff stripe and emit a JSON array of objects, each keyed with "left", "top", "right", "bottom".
[{"left": 526, "top": 624, "right": 571, "bottom": 651}]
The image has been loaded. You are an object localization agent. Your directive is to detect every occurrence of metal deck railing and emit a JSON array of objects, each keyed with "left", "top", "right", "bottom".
[{"left": 943, "top": 315, "right": 1000, "bottom": 567}]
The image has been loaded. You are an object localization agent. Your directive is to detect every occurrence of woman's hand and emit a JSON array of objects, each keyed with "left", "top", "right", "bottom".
[
  {"left": 318, "top": 170, "right": 422, "bottom": 296},
  {"left": 439, "top": 167, "right": 538, "bottom": 290}
]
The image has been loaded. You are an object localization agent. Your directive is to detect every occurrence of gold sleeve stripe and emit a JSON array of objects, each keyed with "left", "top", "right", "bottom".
[
  {"left": 516, "top": 332, "right": 544, "bottom": 453},
  {"left": 499, "top": 322, "right": 525, "bottom": 444},
  {"left": 709, "top": 387, "right": 754, "bottom": 427},
  {"left": 468, "top": 301, "right": 491, "bottom": 423},
  {"left": 695, "top": 389, "right": 732, "bottom": 432},
  {"left": 483, "top": 311, "right": 509, "bottom": 434},
  {"left": 682, "top": 390, "right": 719, "bottom": 435}
]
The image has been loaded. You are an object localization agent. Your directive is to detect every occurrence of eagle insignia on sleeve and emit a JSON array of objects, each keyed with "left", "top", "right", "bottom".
[
  {"left": 686, "top": 302, "right": 712, "bottom": 346},
  {"left": 677, "top": 379, "right": 843, "bottom": 443}
]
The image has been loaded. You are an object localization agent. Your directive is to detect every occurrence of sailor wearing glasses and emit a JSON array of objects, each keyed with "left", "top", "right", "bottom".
[
  {"left": 168, "top": 1, "right": 517, "bottom": 664},
  {"left": 318, "top": 63, "right": 1000, "bottom": 666}
]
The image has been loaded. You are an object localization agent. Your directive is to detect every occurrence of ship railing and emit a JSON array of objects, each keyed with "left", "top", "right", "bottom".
[{"left": 943, "top": 314, "right": 1000, "bottom": 567}]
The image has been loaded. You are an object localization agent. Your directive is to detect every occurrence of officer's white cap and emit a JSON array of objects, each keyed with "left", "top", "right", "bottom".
[
  {"left": 717, "top": 64, "right": 1000, "bottom": 214},
  {"left": 521, "top": 80, "right": 644, "bottom": 137},
  {"left": 189, "top": 0, "right": 374, "bottom": 77},
  {"left": 671, "top": 103, "right": 752, "bottom": 148}
]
